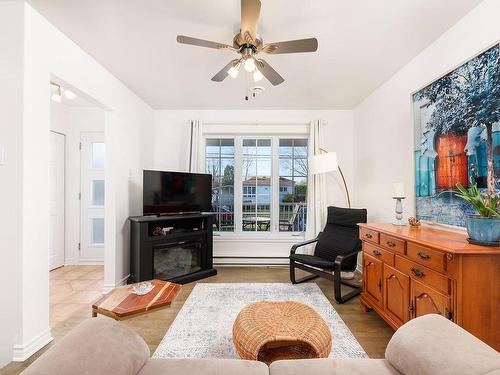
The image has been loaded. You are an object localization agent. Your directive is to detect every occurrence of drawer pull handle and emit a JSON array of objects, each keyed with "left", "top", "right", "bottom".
[
  {"left": 386, "top": 241, "right": 396, "bottom": 248},
  {"left": 373, "top": 250, "right": 382, "bottom": 256},
  {"left": 417, "top": 252, "right": 430, "bottom": 260},
  {"left": 365, "top": 233, "right": 373, "bottom": 239},
  {"left": 411, "top": 268, "right": 425, "bottom": 278}
]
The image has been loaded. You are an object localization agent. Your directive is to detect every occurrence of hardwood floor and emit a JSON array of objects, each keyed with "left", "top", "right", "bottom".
[{"left": 1, "top": 265, "right": 393, "bottom": 374}]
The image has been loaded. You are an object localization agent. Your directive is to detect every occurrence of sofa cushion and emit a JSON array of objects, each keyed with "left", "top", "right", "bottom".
[
  {"left": 386, "top": 314, "right": 500, "bottom": 375},
  {"left": 22, "top": 318, "right": 150, "bottom": 375},
  {"left": 269, "top": 358, "right": 399, "bottom": 375},
  {"left": 138, "top": 358, "right": 269, "bottom": 375}
]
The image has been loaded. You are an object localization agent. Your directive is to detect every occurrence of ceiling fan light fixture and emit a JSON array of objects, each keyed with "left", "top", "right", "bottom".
[
  {"left": 50, "top": 83, "right": 62, "bottom": 103},
  {"left": 51, "top": 93, "right": 62, "bottom": 103},
  {"left": 244, "top": 57, "right": 256, "bottom": 72},
  {"left": 253, "top": 68, "right": 263, "bottom": 82},
  {"left": 227, "top": 62, "right": 241, "bottom": 79},
  {"left": 64, "top": 89, "right": 77, "bottom": 100}
]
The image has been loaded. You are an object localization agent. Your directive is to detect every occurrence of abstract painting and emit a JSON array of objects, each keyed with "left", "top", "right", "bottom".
[{"left": 413, "top": 44, "right": 499, "bottom": 227}]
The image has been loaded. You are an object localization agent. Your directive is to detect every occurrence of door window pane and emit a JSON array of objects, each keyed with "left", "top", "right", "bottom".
[
  {"left": 92, "top": 180, "right": 105, "bottom": 206},
  {"left": 91, "top": 218, "right": 105, "bottom": 244},
  {"left": 279, "top": 139, "right": 308, "bottom": 232},
  {"left": 92, "top": 143, "right": 105, "bottom": 169},
  {"left": 206, "top": 139, "right": 234, "bottom": 232}
]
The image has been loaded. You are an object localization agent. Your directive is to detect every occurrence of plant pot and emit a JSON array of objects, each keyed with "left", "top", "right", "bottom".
[{"left": 465, "top": 215, "right": 500, "bottom": 245}]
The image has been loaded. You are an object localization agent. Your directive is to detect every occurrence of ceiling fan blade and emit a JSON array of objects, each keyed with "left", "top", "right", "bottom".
[
  {"left": 211, "top": 60, "right": 239, "bottom": 82},
  {"left": 176, "top": 35, "right": 235, "bottom": 51},
  {"left": 261, "top": 38, "right": 318, "bottom": 54},
  {"left": 240, "top": 0, "right": 261, "bottom": 43},
  {"left": 256, "top": 59, "right": 284, "bottom": 86}
]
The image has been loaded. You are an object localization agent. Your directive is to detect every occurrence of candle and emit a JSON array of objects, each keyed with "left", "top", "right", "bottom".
[{"left": 393, "top": 182, "right": 405, "bottom": 198}]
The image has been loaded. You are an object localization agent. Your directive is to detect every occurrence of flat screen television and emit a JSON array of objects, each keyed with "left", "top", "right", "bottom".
[{"left": 143, "top": 170, "right": 212, "bottom": 215}]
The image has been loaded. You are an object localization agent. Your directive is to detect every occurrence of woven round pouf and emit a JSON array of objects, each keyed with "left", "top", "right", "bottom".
[{"left": 232, "top": 301, "right": 332, "bottom": 364}]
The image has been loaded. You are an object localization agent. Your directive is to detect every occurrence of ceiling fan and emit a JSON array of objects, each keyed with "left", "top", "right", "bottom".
[{"left": 176, "top": 0, "right": 318, "bottom": 86}]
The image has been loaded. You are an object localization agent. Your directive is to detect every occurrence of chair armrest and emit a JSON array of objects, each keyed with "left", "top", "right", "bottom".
[
  {"left": 290, "top": 237, "right": 318, "bottom": 255},
  {"left": 334, "top": 248, "right": 361, "bottom": 269}
]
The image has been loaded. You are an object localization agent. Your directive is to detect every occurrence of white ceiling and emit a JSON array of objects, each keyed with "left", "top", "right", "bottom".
[{"left": 29, "top": 0, "right": 482, "bottom": 110}]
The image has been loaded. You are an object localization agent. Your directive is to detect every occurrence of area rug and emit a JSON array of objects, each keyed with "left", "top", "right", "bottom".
[{"left": 153, "top": 283, "right": 367, "bottom": 359}]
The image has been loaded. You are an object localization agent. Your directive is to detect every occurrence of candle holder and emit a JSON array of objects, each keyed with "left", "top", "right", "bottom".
[{"left": 393, "top": 196, "right": 406, "bottom": 226}]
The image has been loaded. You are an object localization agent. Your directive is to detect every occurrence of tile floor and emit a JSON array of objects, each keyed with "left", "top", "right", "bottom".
[{"left": 49, "top": 266, "right": 104, "bottom": 337}]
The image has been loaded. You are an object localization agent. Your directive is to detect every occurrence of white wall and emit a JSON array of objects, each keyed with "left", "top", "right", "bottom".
[
  {"left": 0, "top": 3, "right": 154, "bottom": 365},
  {"left": 50, "top": 102, "right": 105, "bottom": 265},
  {"left": 0, "top": 1, "right": 24, "bottom": 367},
  {"left": 354, "top": 0, "right": 500, "bottom": 223},
  {"left": 152, "top": 110, "right": 355, "bottom": 262}
]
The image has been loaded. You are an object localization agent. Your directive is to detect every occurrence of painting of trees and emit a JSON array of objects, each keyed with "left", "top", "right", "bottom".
[{"left": 414, "top": 45, "right": 499, "bottom": 194}]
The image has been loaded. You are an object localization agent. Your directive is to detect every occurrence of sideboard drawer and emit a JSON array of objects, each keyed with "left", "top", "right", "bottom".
[
  {"left": 363, "top": 242, "right": 395, "bottom": 266},
  {"left": 360, "top": 228, "right": 379, "bottom": 244},
  {"left": 407, "top": 243, "right": 446, "bottom": 272},
  {"left": 380, "top": 233, "right": 406, "bottom": 254},
  {"left": 395, "top": 256, "right": 450, "bottom": 295}
]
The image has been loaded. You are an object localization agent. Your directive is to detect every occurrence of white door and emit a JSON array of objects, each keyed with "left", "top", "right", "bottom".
[
  {"left": 49, "top": 131, "right": 65, "bottom": 270},
  {"left": 80, "top": 132, "right": 105, "bottom": 263}
]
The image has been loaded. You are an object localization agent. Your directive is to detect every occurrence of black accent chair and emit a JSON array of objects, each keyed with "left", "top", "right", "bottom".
[{"left": 289, "top": 206, "right": 367, "bottom": 304}]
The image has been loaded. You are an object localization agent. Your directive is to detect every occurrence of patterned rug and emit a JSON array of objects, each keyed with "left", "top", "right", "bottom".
[{"left": 153, "top": 283, "right": 367, "bottom": 359}]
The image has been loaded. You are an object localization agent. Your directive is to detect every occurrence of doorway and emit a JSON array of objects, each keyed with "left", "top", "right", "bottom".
[
  {"left": 48, "top": 81, "right": 106, "bottom": 335},
  {"left": 48, "top": 81, "right": 106, "bottom": 267}
]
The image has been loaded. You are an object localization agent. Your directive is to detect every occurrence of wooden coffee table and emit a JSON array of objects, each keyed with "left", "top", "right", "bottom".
[{"left": 92, "top": 279, "right": 181, "bottom": 320}]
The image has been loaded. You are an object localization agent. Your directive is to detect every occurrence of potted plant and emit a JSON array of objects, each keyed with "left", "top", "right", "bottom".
[{"left": 455, "top": 184, "right": 500, "bottom": 245}]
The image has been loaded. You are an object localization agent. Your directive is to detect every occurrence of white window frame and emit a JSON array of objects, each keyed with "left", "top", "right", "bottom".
[{"left": 203, "top": 129, "right": 308, "bottom": 241}]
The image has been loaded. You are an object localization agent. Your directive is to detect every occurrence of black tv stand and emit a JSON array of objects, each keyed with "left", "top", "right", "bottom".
[
  {"left": 156, "top": 211, "right": 202, "bottom": 217},
  {"left": 128, "top": 213, "right": 217, "bottom": 284}
]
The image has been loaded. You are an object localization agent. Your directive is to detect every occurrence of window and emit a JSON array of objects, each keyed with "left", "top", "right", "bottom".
[
  {"left": 91, "top": 218, "right": 105, "bottom": 245},
  {"left": 205, "top": 136, "right": 308, "bottom": 235},
  {"left": 91, "top": 180, "right": 105, "bottom": 206},
  {"left": 279, "top": 139, "right": 308, "bottom": 232},
  {"left": 242, "top": 139, "right": 272, "bottom": 232},
  {"left": 243, "top": 186, "right": 256, "bottom": 197},
  {"left": 206, "top": 139, "right": 234, "bottom": 231},
  {"left": 91, "top": 142, "right": 105, "bottom": 169}
]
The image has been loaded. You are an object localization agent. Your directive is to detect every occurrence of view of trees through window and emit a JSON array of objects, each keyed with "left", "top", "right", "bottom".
[
  {"left": 206, "top": 137, "right": 308, "bottom": 233},
  {"left": 279, "top": 139, "right": 308, "bottom": 232},
  {"left": 206, "top": 139, "right": 234, "bottom": 231}
]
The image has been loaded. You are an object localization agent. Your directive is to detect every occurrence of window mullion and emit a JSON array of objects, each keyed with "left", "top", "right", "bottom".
[{"left": 234, "top": 136, "right": 243, "bottom": 234}]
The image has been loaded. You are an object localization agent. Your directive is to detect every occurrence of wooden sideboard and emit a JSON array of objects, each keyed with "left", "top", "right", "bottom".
[{"left": 359, "top": 223, "right": 499, "bottom": 350}]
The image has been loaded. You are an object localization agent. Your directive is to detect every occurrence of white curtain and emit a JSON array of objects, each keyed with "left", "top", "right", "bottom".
[
  {"left": 187, "top": 120, "right": 203, "bottom": 173},
  {"left": 303, "top": 120, "right": 327, "bottom": 253}
]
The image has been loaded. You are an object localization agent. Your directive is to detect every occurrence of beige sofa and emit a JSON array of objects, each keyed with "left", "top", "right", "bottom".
[{"left": 22, "top": 314, "right": 500, "bottom": 375}]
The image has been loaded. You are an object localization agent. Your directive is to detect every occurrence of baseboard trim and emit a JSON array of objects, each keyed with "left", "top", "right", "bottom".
[
  {"left": 77, "top": 260, "right": 104, "bottom": 266},
  {"left": 214, "top": 257, "right": 289, "bottom": 266},
  {"left": 64, "top": 258, "right": 75, "bottom": 266},
  {"left": 215, "top": 263, "right": 289, "bottom": 267},
  {"left": 102, "top": 274, "right": 130, "bottom": 294},
  {"left": 12, "top": 328, "right": 53, "bottom": 362}
]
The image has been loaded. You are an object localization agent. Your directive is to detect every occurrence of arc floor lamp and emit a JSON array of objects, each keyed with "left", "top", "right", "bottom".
[{"left": 310, "top": 149, "right": 351, "bottom": 208}]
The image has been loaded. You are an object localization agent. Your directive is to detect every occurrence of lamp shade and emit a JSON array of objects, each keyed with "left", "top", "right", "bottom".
[
  {"left": 310, "top": 152, "right": 338, "bottom": 175},
  {"left": 393, "top": 182, "right": 406, "bottom": 198}
]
